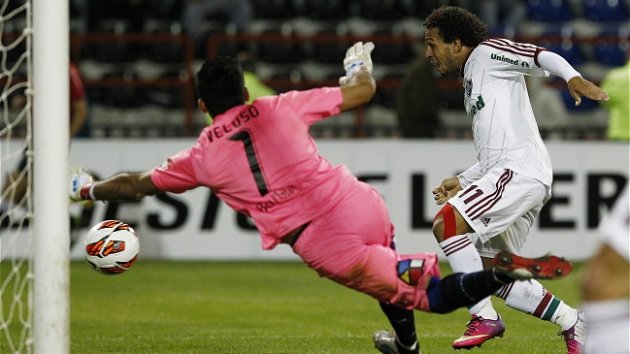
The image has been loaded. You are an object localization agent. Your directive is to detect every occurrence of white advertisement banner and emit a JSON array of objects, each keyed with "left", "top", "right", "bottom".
[{"left": 3, "top": 139, "right": 628, "bottom": 261}]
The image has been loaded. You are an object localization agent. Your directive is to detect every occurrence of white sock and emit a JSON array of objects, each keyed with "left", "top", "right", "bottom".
[
  {"left": 439, "top": 234, "right": 497, "bottom": 318},
  {"left": 583, "top": 299, "right": 630, "bottom": 354},
  {"left": 501, "top": 280, "right": 577, "bottom": 330},
  {"left": 551, "top": 302, "right": 579, "bottom": 330}
]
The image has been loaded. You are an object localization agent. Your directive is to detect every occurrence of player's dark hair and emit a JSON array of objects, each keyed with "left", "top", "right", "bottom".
[
  {"left": 195, "top": 56, "right": 246, "bottom": 117},
  {"left": 424, "top": 6, "right": 488, "bottom": 47}
]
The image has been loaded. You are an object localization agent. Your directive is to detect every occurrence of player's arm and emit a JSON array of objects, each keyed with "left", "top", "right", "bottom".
[
  {"left": 433, "top": 162, "right": 483, "bottom": 204},
  {"left": 338, "top": 41, "right": 377, "bottom": 112},
  {"left": 339, "top": 69, "right": 376, "bottom": 112},
  {"left": 433, "top": 176, "right": 462, "bottom": 205},
  {"left": 70, "top": 168, "right": 159, "bottom": 202},
  {"left": 537, "top": 50, "right": 609, "bottom": 106}
]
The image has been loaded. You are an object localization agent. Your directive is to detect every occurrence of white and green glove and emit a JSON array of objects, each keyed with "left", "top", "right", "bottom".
[
  {"left": 69, "top": 167, "right": 95, "bottom": 202},
  {"left": 339, "top": 41, "right": 375, "bottom": 86}
]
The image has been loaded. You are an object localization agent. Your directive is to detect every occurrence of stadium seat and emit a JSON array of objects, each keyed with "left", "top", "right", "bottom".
[
  {"left": 582, "top": 0, "right": 630, "bottom": 22},
  {"left": 370, "top": 29, "right": 415, "bottom": 64},
  {"left": 293, "top": 0, "right": 350, "bottom": 20},
  {"left": 397, "top": 0, "right": 436, "bottom": 18},
  {"left": 263, "top": 67, "right": 306, "bottom": 94},
  {"left": 309, "top": 26, "right": 351, "bottom": 64},
  {"left": 143, "top": 0, "right": 182, "bottom": 21},
  {"left": 539, "top": 29, "right": 585, "bottom": 67},
  {"left": 255, "top": 26, "right": 303, "bottom": 64},
  {"left": 148, "top": 69, "right": 186, "bottom": 109},
  {"left": 358, "top": 0, "right": 402, "bottom": 21},
  {"left": 87, "top": 20, "right": 145, "bottom": 62},
  {"left": 527, "top": 0, "right": 574, "bottom": 22},
  {"left": 251, "top": 0, "right": 296, "bottom": 19},
  {"left": 365, "top": 106, "right": 399, "bottom": 137},
  {"left": 98, "top": 69, "right": 145, "bottom": 108},
  {"left": 144, "top": 20, "right": 186, "bottom": 63},
  {"left": 592, "top": 29, "right": 629, "bottom": 67}
]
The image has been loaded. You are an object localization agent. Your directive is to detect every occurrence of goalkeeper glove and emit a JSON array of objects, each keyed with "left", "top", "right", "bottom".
[
  {"left": 69, "top": 167, "right": 95, "bottom": 202},
  {"left": 339, "top": 41, "right": 375, "bottom": 86}
]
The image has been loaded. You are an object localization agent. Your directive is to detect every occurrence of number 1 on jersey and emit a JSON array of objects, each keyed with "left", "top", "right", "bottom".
[{"left": 229, "top": 130, "right": 269, "bottom": 196}]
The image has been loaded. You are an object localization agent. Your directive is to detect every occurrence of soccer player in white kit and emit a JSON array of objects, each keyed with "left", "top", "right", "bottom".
[
  {"left": 582, "top": 186, "right": 629, "bottom": 354},
  {"left": 420, "top": 6, "right": 609, "bottom": 354}
]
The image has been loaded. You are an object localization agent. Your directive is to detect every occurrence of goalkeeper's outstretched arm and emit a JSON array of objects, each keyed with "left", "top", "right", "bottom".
[
  {"left": 338, "top": 41, "right": 376, "bottom": 112},
  {"left": 70, "top": 169, "right": 159, "bottom": 202},
  {"left": 339, "top": 69, "right": 376, "bottom": 112}
]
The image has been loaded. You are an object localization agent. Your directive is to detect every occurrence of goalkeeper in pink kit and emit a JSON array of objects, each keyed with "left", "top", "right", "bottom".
[{"left": 70, "top": 42, "right": 571, "bottom": 354}]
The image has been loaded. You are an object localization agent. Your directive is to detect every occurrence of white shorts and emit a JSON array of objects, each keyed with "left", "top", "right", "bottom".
[
  {"left": 598, "top": 185, "right": 629, "bottom": 261},
  {"left": 448, "top": 168, "right": 549, "bottom": 257}
]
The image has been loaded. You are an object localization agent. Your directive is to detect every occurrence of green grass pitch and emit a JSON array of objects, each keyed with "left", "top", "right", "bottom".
[{"left": 69, "top": 260, "right": 583, "bottom": 354}]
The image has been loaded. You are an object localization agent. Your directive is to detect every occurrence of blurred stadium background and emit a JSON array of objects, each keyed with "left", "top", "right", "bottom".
[{"left": 4, "top": 0, "right": 629, "bottom": 139}]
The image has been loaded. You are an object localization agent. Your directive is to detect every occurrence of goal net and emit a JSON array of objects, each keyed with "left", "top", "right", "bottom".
[
  {"left": 1, "top": 1, "right": 35, "bottom": 353},
  {"left": 2, "top": 0, "right": 70, "bottom": 353}
]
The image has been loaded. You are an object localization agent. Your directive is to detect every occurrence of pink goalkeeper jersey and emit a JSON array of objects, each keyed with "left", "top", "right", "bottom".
[{"left": 151, "top": 87, "right": 359, "bottom": 249}]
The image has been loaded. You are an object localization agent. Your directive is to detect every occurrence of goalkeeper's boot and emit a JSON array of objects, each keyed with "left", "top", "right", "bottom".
[
  {"left": 373, "top": 330, "right": 420, "bottom": 354},
  {"left": 493, "top": 251, "right": 573, "bottom": 280},
  {"left": 559, "top": 310, "right": 586, "bottom": 354},
  {"left": 452, "top": 314, "right": 505, "bottom": 349}
]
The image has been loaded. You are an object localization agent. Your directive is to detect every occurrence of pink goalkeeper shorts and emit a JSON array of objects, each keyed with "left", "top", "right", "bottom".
[{"left": 291, "top": 182, "right": 440, "bottom": 311}]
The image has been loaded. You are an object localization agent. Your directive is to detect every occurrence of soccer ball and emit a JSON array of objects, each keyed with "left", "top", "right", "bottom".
[{"left": 84, "top": 220, "right": 139, "bottom": 275}]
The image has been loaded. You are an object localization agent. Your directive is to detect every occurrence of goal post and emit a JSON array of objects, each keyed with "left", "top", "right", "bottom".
[
  {"left": 32, "top": 0, "right": 70, "bottom": 353},
  {"left": 1, "top": 0, "right": 70, "bottom": 351}
]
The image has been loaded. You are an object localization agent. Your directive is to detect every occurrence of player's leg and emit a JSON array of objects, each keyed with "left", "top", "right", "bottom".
[
  {"left": 375, "top": 240, "right": 420, "bottom": 354},
  {"left": 291, "top": 181, "right": 570, "bottom": 353},
  {"left": 290, "top": 184, "right": 425, "bottom": 354},
  {"left": 433, "top": 206, "right": 506, "bottom": 349},
  {"left": 428, "top": 251, "right": 572, "bottom": 313},
  {"left": 432, "top": 171, "right": 509, "bottom": 349},
  {"left": 478, "top": 216, "right": 584, "bottom": 354},
  {"left": 292, "top": 200, "right": 571, "bottom": 353},
  {"left": 375, "top": 302, "right": 419, "bottom": 354},
  {"left": 373, "top": 265, "right": 519, "bottom": 354},
  {"left": 373, "top": 251, "right": 572, "bottom": 353},
  {"left": 433, "top": 169, "right": 549, "bottom": 349}
]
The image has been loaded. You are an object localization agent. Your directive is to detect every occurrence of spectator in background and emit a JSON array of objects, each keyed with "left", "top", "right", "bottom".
[
  {"left": 1, "top": 62, "right": 88, "bottom": 207},
  {"left": 68, "top": 62, "right": 89, "bottom": 137},
  {"left": 600, "top": 53, "right": 629, "bottom": 141},
  {"left": 396, "top": 46, "right": 442, "bottom": 138},
  {"left": 182, "top": 0, "right": 252, "bottom": 53}
]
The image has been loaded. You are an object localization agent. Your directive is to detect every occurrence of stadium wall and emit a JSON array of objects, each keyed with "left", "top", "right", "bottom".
[{"left": 4, "top": 139, "right": 627, "bottom": 261}]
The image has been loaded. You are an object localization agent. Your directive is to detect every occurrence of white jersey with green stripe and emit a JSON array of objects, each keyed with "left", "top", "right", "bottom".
[{"left": 459, "top": 38, "right": 554, "bottom": 188}]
